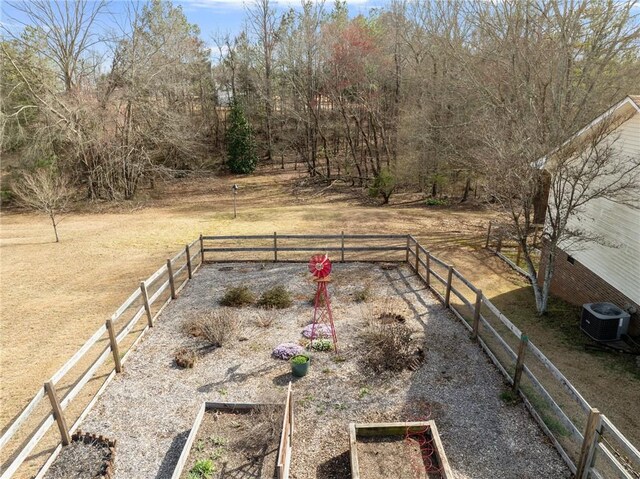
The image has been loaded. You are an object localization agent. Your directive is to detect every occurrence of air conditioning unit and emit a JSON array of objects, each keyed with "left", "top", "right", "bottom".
[{"left": 581, "top": 302, "right": 630, "bottom": 342}]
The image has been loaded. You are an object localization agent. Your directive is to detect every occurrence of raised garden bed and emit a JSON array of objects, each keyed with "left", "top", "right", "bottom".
[
  {"left": 349, "top": 421, "right": 453, "bottom": 479},
  {"left": 44, "top": 431, "right": 116, "bottom": 479},
  {"left": 172, "top": 385, "right": 292, "bottom": 479}
]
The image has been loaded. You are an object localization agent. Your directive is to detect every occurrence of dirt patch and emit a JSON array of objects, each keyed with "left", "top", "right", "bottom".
[
  {"left": 357, "top": 436, "right": 441, "bottom": 479},
  {"left": 181, "top": 407, "right": 281, "bottom": 479}
]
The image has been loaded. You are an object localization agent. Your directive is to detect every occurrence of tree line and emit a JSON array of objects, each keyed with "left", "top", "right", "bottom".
[{"left": 2, "top": 0, "right": 639, "bottom": 313}]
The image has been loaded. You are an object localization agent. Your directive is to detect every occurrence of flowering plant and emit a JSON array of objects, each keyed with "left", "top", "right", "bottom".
[
  {"left": 302, "top": 323, "right": 332, "bottom": 339},
  {"left": 272, "top": 342, "right": 304, "bottom": 360}
]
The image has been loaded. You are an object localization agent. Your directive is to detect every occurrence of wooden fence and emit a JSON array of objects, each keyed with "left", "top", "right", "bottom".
[
  {"left": 484, "top": 221, "right": 544, "bottom": 277},
  {"left": 406, "top": 234, "right": 639, "bottom": 479},
  {"left": 1, "top": 233, "right": 638, "bottom": 479},
  {"left": 0, "top": 238, "right": 203, "bottom": 479},
  {"left": 277, "top": 383, "right": 294, "bottom": 479}
]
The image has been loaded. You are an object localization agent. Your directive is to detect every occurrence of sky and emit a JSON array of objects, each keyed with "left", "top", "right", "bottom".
[{"left": 1, "top": 0, "right": 387, "bottom": 43}]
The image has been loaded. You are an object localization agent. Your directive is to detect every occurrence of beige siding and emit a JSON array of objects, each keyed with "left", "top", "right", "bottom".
[{"left": 561, "top": 113, "right": 640, "bottom": 304}]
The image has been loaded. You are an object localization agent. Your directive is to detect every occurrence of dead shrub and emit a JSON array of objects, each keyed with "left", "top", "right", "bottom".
[
  {"left": 353, "top": 285, "right": 372, "bottom": 303},
  {"left": 174, "top": 348, "right": 196, "bottom": 368},
  {"left": 184, "top": 317, "right": 204, "bottom": 338},
  {"left": 257, "top": 285, "right": 292, "bottom": 309},
  {"left": 369, "top": 297, "right": 410, "bottom": 324},
  {"left": 197, "top": 309, "right": 241, "bottom": 347},
  {"left": 255, "top": 310, "right": 276, "bottom": 328},
  {"left": 235, "top": 404, "right": 281, "bottom": 455},
  {"left": 359, "top": 320, "right": 414, "bottom": 373},
  {"left": 220, "top": 286, "right": 255, "bottom": 307}
]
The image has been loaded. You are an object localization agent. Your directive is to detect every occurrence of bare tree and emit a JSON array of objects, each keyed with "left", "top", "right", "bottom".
[
  {"left": 4, "top": 0, "right": 108, "bottom": 92},
  {"left": 246, "top": 0, "right": 280, "bottom": 165},
  {"left": 12, "top": 168, "right": 72, "bottom": 242}
]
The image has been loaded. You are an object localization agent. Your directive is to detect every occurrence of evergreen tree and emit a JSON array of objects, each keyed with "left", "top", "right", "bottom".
[{"left": 226, "top": 100, "right": 258, "bottom": 174}]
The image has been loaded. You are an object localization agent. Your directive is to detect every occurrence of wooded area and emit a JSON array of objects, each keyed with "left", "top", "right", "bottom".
[{"left": 2, "top": 0, "right": 639, "bottom": 196}]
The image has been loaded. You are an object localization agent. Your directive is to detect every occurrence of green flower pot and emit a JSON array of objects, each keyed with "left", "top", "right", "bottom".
[{"left": 291, "top": 355, "right": 310, "bottom": 377}]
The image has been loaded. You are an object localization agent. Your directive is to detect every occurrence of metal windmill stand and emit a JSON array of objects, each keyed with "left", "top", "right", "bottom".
[{"left": 309, "top": 254, "right": 338, "bottom": 353}]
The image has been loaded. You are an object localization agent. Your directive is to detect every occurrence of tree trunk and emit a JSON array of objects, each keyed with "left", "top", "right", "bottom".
[{"left": 50, "top": 212, "right": 59, "bottom": 243}]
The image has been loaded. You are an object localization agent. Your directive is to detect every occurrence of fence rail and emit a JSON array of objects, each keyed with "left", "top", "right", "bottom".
[
  {"left": 1, "top": 233, "right": 637, "bottom": 479},
  {"left": 406, "top": 234, "right": 639, "bottom": 479},
  {"left": 0, "top": 238, "right": 203, "bottom": 479}
]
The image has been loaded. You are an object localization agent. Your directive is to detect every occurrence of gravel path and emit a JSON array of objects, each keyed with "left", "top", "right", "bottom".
[{"left": 79, "top": 263, "right": 570, "bottom": 479}]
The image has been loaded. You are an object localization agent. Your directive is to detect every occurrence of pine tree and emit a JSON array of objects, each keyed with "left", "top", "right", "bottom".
[{"left": 226, "top": 100, "right": 258, "bottom": 174}]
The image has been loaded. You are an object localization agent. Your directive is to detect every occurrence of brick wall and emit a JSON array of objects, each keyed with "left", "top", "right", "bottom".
[{"left": 538, "top": 244, "right": 640, "bottom": 336}]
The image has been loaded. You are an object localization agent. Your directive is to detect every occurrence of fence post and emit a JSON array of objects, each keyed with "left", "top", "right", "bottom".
[
  {"left": 140, "top": 281, "right": 153, "bottom": 327},
  {"left": 185, "top": 244, "right": 192, "bottom": 279},
  {"left": 444, "top": 266, "right": 454, "bottom": 307},
  {"left": 273, "top": 232, "right": 278, "bottom": 262},
  {"left": 425, "top": 252, "right": 431, "bottom": 286},
  {"left": 485, "top": 221, "right": 492, "bottom": 249},
  {"left": 472, "top": 289, "right": 482, "bottom": 339},
  {"left": 405, "top": 235, "right": 410, "bottom": 263},
  {"left": 576, "top": 408, "right": 602, "bottom": 479},
  {"left": 496, "top": 233, "right": 503, "bottom": 253},
  {"left": 44, "top": 382, "right": 71, "bottom": 446},
  {"left": 512, "top": 334, "right": 529, "bottom": 392},
  {"left": 166, "top": 259, "right": 176, "bottom": 299},
  {"left": 106, "top": 319, "right": 122, "bottom": 373},
  {"left": 414, "top": 243, "right": 419, "bottom": 273},
  {"left": 341, "top": 231, "right": 345, "bottom": 263},
  {"left": 516, "top": 243, "right": 522, "bottom": 266},
  {"left": 199, "top": 234, "right": 205, "bottom": 264}
]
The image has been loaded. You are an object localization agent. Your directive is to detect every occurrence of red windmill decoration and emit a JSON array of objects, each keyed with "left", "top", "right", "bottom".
[{"left": 308, "top": 254, "right": 338, "bottom": 352}]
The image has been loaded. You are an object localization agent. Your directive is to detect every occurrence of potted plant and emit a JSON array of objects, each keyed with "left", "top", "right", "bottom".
[{"left": 290, "top": 354, "right": 310, "bottom": 377}]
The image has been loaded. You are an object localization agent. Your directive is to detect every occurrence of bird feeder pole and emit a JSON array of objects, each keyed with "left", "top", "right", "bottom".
[{"left": 232, "top": 184, "right": 238, "bottom": 219}]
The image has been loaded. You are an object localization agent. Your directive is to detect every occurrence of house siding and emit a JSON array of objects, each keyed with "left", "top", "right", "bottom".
[
  {"left": 559, "top": 113, "right": 640, "bottom": 306},
  {"left": 538, "top": 245, "right": 640, "bottom": 335}
]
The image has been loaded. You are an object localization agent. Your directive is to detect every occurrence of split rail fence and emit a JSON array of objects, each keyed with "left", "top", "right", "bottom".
[
  {"left": 1, "top": 233, "right": 638, "bottom": 479},
  {"left": 484, "top": 221, "right": 543, "bottom": 276}
]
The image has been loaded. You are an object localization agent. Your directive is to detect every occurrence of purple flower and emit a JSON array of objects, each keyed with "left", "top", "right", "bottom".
[
  {"left": 272, "top": 343, "right": 305, "bottom": 360},
  {"left": 302, "top": 323, "right": 333, "bottom": 339}
]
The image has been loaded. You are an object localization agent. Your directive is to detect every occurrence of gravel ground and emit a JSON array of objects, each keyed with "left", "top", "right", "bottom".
[{"left": 79, "top": 263, "right": 570, "bottom": 479}]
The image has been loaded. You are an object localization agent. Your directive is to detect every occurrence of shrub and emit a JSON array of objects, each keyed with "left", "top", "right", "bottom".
[
  {"left": 272, "top": 342, "right": 305, "bottom": 360},
  {"left": 197, "top": 309, "right": 241, "bottom": 347},
  {"left": 255, "top": 310, "right": 276, "bottom": 328},
  {"left": 359, "top": 321, "right": 414, "bottom": 373},
  {"left": 425, "top": 197, "right": 449, "bottom": 207},
  {"left": 366, "top": 297, "right": 410, "bottom": 327},
  {"left": 257, "top": 285, "right": 292, "bottom": 309},
  {"left": 174, "top": 348, "right": 196, "bottom": 368},
  {"left": 235, "top": 404, "right": 280, "bottom": 453},
  {"left": 310, "top": 338, "right": 333, "bottom": 352},
  {"left": 368, "top": 168, "right": 396, "bottom": 204},
  {"left": 219, "top": 286, "right": 255, "bottom": 307},
  {"left": 354, "top": 286, "right": 372, "bottom": 303}
]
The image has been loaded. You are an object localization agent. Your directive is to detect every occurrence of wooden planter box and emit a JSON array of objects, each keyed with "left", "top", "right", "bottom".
[
  {"left": 348, "top": 421, "right": 453, "bottom": 479},
  {"left": 171, "top": 384, "right": 293, "bottom": 479}
]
